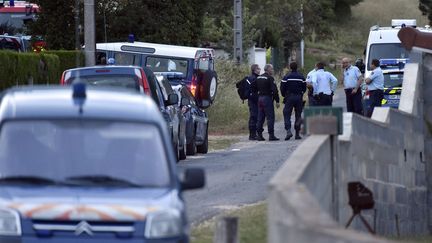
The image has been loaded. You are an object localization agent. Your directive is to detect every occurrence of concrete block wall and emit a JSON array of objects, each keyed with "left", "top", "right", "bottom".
[
  {"left": 337, "top": 62, "right": 429, "bottom": 237},
  {"left": 339, "top": 109, "right": 428, "bottom": 236},
  {"left": 423, "top": 54, "right": 432, "bottom": 232},
  {"left": 268, "top": 135, "right": 392, "bottom": 243}
]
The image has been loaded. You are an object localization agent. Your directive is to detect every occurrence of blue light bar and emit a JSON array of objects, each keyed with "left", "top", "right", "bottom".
[
  {"left": 379, "top": 58, "right": 409, "bottom": 70},
  {"left": 72, "top": 82, "right": 87, "bottom": 99}
]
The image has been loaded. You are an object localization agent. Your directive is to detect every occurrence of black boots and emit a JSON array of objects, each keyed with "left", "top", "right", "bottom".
[
  {"left": 268, "top": 133, "right": 280, "bottom": 141},
  {"left": 295, "top": 130, "right": 301, "bottom": 140},
  {"left": 285, "top": 131, "right": 293, "bottom": 141},
  {"left": 249, "top": 130, "right": 257, "bottom": 141},
  {"left": 256, "top": 132, "right": 265, "bottom": 141}
]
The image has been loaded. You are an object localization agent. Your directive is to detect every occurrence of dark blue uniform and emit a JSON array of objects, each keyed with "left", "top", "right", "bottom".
[
  {"left": 252, "top": 73, "right": 279, "bottom": 139},
  {"left": 247, "top": 73, "right": 259, "bottom": 139},
  {"left": 280, "top": 71, "right": 306, "bottom": 139}
]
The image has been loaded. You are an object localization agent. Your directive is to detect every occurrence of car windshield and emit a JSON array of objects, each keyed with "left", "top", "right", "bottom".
[
  {"left": 66, "top": 74, "right": 140, "bottom": 92},
  {"left": 368, "top": 43, "right": 409, "bottom": 70},
  {"left": 146, "top": 56, "right": 189, "bottom": 76},
  {"left": 0, "top": 120, "right": 170, "bottom": 187},
  {"left": 384, "top": 72, "right": 403, "bottom": 88}
]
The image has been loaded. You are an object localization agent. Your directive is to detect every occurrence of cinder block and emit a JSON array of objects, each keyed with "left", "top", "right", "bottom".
[
  {"left": 396, "top": 187, "right": 408, "bottom": 204},
  {"left": 366, "top": 162, "right": 377, "bottom": 179},
  {"left": 378, "top": 164, "right": 389, "bottom": 182},
  {"left": 389, "top": 165, "right": 401, "bottom": 184},
  {"left": 415, "top": 170, "right": 426, "bottom": 187}
]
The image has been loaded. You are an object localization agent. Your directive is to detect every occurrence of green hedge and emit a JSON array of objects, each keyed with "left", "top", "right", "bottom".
[
  {"left": 0, "top": 50, "right": 84, "bottom": 91},
  {"left": 44, "top": 50, "right": 85, "bottom": 74}
]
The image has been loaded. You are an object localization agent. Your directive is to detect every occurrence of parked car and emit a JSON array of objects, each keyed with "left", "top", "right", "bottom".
[
  {"left": 0, "top": 84, "right": 205, "bottom": 242},
  {"left": 173, "top": 84, "right": 209, "bottom": 155},
  {"left": 60, "top": 65, "right": 187, "bottom": 161}
]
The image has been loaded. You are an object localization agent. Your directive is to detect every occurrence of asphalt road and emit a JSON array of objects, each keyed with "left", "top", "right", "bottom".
[{"left": 179, "top": 88, "right": 346, "bottom": 224}]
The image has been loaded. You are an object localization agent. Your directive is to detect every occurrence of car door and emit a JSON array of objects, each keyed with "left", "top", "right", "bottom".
[{"left": 182, "top": 87, "right": 208, "bottom": 143}]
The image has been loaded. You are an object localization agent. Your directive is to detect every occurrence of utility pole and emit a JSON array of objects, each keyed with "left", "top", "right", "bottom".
[
  {"left": 233, "top": 0, "right": 242, "bottom": 64},
  {"left": 84, "top": 0, "right": 95, "bottom": 66},
  {"left": 300, "top": 3, "right": 304, "bottom": 69},
  {"left": 74, "top": 0, "right": 80, "bottom": 67}
]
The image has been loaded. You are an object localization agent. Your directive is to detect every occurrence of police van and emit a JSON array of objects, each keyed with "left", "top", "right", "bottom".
[
  {"left": 96, "top": 41, "right": 218, "bottom": 109},
  {"left": 364, "top": 19, "right": 432, "bottom": 108}
]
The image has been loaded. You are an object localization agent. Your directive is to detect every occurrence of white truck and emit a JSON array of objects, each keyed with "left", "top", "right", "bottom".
[{"left": 364, "top": 19, "right": 432, "bottom": 108}]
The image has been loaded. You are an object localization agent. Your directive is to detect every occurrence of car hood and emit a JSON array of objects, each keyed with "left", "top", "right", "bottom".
[{"left": 0, "top": 186, "right": 181, "bottom": 221}]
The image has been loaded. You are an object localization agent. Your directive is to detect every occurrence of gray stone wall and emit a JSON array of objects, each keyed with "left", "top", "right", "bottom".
[
  {"left": 337, "top": 63, "right": 429, "bottom": 237},
  {"left": 423, "top": 54, "right": 432, "bottom": 233}
]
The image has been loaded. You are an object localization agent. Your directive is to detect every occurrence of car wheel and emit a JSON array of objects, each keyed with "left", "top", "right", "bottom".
[
  {"left": 196, "top": 124, "right": 208, "bottom": 154},
  {"left": 201, "top": 70, "right": 218, "bottom": 102},
  {"left": 186, "top": 127, "right": 197, "bottom": 156},
  {"left": 179, "top": 134, "right": 187, "bottom": 160}
]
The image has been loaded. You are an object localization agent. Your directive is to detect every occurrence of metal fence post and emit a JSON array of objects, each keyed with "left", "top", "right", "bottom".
[{"left": 214, "top": 217, "right": 239, "bottom": 243}]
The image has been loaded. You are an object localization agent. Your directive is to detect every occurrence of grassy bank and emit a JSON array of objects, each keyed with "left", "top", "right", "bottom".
[
  {"left": 191, "top": 203, "right": 267, "bottom": 243},
  {"left": 207, "top": 61, "right": 283, "bottom": 135}
]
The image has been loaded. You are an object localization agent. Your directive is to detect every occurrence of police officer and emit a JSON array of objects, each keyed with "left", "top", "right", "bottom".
[
  {"left": 280, "top": 62, "right": 306, "bottom": 140},
  {"left": 342, "top": 57, "right": 363, "bottom": 114},
  {"left": 308, "top": 62, "right": 338, "bottom": 106},
  {"left": 247, "top": 64, "right": 261, "bottom": 140},
  {"left": 251, "top": 64, "right": 280, "bottom": 141},
  {"left": 364, "top": 59, "right": 384, "bottom": 117}
]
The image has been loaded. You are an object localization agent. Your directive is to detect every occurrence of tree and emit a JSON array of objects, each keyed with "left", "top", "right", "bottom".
[
  {"left": 419, "top": 0, "right": 432, "bottom": 25},
  {"left": 27, "top": 0, "right": 76, "bottom": 50}
]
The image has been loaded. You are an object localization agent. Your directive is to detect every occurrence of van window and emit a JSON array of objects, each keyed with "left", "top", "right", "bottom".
[
  {"left": 146, "top": 56, "right": 188, "bottom": 75},
  {"left": 367, "top": 43, "right": 409, "bottom": 70},
  {"left": 198, "top": 57, "right": 210, "bottom": 71},
  {"left": 114, "top": 52, "right": 139, "bottom": 65}
]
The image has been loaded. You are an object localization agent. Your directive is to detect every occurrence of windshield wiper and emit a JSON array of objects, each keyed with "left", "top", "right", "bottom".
[
  {"left": 0, "top": 176, "right": 60, "bottom": 185},
  {"left": 64, "top": 175, "right": 142, "bottom": 187}
]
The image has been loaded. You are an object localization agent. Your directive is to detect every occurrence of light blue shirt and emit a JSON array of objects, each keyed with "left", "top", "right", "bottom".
[
  {"left": 306, "top": 69, "right": 316, "bottom": 83},
  {"left": 343, "top": 65, "right": 361, "bottom": 89},
  {"left": 367, "top": 67, "right": 384, "bottom": 91},
  {"left": 311, "top": 69, "right": 338, "bottom": 95}
]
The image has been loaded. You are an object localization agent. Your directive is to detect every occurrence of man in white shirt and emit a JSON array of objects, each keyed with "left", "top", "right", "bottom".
[
  {"left": 364, "top": 59, "right": 384, "bottom": 117},
  {"left": 308, "top": 62, "right": 338, "bottom": 106},
  {"left": 305, "top": 63, "right": 317, "bottom": 106},
  {"left": 342, "top": 57, "right": 363, "bottom": 114}
]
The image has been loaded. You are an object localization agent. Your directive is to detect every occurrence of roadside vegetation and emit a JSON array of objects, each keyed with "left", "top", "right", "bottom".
[{"left": 191, "top": 203, "right": 266, "bottom": 243}]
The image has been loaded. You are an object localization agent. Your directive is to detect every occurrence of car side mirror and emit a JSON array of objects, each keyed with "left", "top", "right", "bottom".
[
  {"left": 166, "top": 93, "right": 179, "bottom": 106},
  {"left": 181, "top": 97, "right": 190, "bottom": 106},
  {"left": 181, "top": 168, "right": 205, "bottom": 191},
  {"left": 198, "top": 99, "right": 211, "bottom": 109}
]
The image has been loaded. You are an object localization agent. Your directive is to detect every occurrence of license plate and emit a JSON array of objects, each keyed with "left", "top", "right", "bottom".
[{"left": 388, "top": 95, "right": 400, "bottom": 99}]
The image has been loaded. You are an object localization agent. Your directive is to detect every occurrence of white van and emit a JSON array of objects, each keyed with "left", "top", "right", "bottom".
[
  {"left": 96, "top": 42, "right": 218, "bottom": 108},
  {"left": 364, "top": 19, "right": 432, "bottom": 108}
]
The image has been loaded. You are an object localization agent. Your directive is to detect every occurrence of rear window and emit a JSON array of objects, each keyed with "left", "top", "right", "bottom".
[
  {"left": 146, "top": 56, "right": 188, "bottom": 75},
  {"left": 66, "top": 74, "right": 140, "bottom": 91},
  {"left": 384, "top": 72, "right": 403, "bottom": 88}
]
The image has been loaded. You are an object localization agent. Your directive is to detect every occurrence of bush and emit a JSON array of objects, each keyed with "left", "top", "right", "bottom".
[
  {"left": 45, "top": 50, "right": 85, "bottom": 73},
  {"left": 0, "top": 51, "right": 67, "bottom": 91},
  {"left": 207, "top": 60, "right": 250, "bottom": 134}
]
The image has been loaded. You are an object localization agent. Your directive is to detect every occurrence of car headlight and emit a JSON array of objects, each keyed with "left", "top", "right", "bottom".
[
  {"left": 0, "top": 208, "right": 21, "bottom": 236},
  {"left": 144, "top": 209, "right": 182, "bottom": 239}
]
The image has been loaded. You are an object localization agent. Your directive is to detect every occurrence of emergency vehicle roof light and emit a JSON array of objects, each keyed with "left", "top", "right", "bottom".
[
  {"left": 379, "top": 58, "right": 409, "bottom": 70},
  {"left": 370, "top": 25, "right": 379, "bottom": 31},
  {"left": 72, "top": 82, "right": 86, "bottom": 99},
  {"left": 391, "top": 19, "right": 416, "bottom": 28}
]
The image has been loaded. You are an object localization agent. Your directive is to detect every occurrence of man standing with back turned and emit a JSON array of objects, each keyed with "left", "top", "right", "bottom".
[
  {"left": 252, "top": 64, "right": 280, "bottom": 141},
  {"left": 280, "top": 62, "right": 306, "bottom": 140}
]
